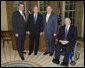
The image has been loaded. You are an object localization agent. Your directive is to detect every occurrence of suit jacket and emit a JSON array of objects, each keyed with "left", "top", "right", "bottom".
[
  {"left": 12, "top": 11, "right": 26, "bottom": 36},
  {"left": 58, "top": 25, "right": 77, "bottom": 47},
  {"left": 27, "top": 13, "right": 43, "bottom": 33},
  {"left": 43, "top": 13, "right": 58, "bottom": 35}
]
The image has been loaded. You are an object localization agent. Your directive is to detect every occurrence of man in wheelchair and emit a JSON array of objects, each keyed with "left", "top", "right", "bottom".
[{"left": 52, "top": 18, "right": 77, "bottom": 66}]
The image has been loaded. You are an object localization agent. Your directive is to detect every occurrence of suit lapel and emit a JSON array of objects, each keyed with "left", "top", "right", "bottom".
[
  {"left": 32, "top": 14, "right": 35, "bottom": 24},
  {"left": 18, "top": 11, "right": 25, "bottom": 21},
  {"left": 67, "top": 25, "right": 72, "bottom": 37},
  {"left": 45, "top": 13, "right": 53, "bottom": 24},
  {"left": 48, "top": 13, "right": 52, "bottom": 23},
  {"left": 64, "top": 25, "right": 65, "bottom": 34},
  {"left": 45, "top": 14, "right": 46, "bottom": 24},
  {"left": 36, "top": 14, "right": 39, "bottom": 23}
]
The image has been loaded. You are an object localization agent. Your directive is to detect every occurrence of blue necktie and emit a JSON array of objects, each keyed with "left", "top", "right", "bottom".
[{"left": 34, "top": 14, "right": 37, "bottom": 24}]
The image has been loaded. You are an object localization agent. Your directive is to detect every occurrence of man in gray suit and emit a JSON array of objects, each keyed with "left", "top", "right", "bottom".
[{"left": 43, "top": 6, "right": 58, "bottom": 56}]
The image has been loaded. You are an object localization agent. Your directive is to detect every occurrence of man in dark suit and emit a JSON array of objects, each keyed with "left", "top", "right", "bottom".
[
  {"left": 12, "top": 3, "right": 26, "bottom": 60},
  {"left": 26, "top": 6, "right": 43, "bottom": 55},
  {"left": 52, "top": 18, "right": 77, "bottom": 66},
  {"left": 43, "top": 6, "right": 58, "bottom": 56}
]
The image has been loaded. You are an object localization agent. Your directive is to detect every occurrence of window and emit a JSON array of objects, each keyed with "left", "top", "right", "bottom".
[
  {"left": 38, "top": 1, "right": 49, "bottom": 14},
  {"left": 63, "top": 1, "right": 75, "bottom": 24},
  {"left": 13, "top": 1, "right": 27, "bottom": 18}
]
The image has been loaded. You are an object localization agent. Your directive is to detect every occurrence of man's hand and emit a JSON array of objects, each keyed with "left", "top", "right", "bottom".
[
  {"left": 26, "top": 31, "right": 30, "bottom": 35},
  {"left": 64, "top": 41, "right": 69, "bottom": 44},
  {"left": 62, "top": 41, "right": 67, "bottom": 45},
  {"left": 40, "top": 32, "right": 43, "bottom": 36},
  {"left": 28, "top": 11, "right": 32, "bottom": 14},
  {"left": 53, "top": 33, "right": 56, "bottom": 37},
  {"left": 42, "top": 32, "right": 44, "bottom": 35},
  {"left": 15, "top": 33, "right": 19, "bottom": 37},
  {"left": 59, "top": 40, "right": 69, "bottom": 45}
]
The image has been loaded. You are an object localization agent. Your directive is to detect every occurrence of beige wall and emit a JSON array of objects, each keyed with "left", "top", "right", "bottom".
[
  {"left": 1, "top": 1, "right": 8, "bottom": 30},
  {"left": 75, "top": 1, "right": 84, "bottom": 38},
  {"left": 6, "top": 1, "right": 13, "bottom": 30},
  {"left": 81, "top": 9, "right": 84, "bottom": 38},
  {"left": 1, "top": 1, "right": 84, "bottom": 39}
]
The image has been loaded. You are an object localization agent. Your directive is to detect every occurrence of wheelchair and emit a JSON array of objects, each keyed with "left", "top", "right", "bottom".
[
  {"left": 54, "top": 41, "right": 81, "bottom": 66},
  {"left": 69, "top": 42, "right": 81, "bottom": 66}
]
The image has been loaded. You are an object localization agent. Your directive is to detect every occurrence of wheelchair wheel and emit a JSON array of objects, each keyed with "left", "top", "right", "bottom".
[
  {"left": 70, "top": 60, "right": 76, "bottom": 66},
  {"left": 74, "top": 42, "right": 81, "bottom": 61}
]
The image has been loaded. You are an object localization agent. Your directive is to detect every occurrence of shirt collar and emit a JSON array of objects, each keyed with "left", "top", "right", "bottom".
[
  {"left": 34, "top": 13, "right": 38, "bottom": 17},
  {"left": 66, "top": 25, "right": 70, "bottom": 30},
  {"left": 47, "top": 13, "right": 51, "bottom": 16},
  {"left": 19, "top": 10, "right": 23, "bottom": 14}
]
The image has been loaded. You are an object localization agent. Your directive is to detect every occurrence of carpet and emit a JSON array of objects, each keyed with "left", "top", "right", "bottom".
[{"left": 1, "top": 61, "right": 41, "bottom": 67}]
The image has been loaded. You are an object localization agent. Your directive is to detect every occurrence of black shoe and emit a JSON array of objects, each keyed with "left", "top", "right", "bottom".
[
  {"left": 21, "top": 56, "right": 24, "bottom": 60},
  {"left": 49, "top": 52, "right": 53, "bottom": 56},
  {"left": 43, "top": 52, "right": 49, "bottom": 55},
  {"left": 28, "top": 52, "right": 32, "bottom": 55},
  {"left": 52, "top": 58, "right": 60, "bottom": 64},
  {"left": 23, "top": 52, "right": 26, "bottom": 54},
  {"left": 34, "top": 52, "right": 37, "bottom": 55},
  {"left": 61, "top": 62, "right": 68, "bottom": 67}
]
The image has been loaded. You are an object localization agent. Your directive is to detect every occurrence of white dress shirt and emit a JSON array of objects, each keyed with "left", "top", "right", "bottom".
[
  {"left": 65, "top": 25, "right": 70, "bottom": 33},
  {"left": 34, "top": 13, "right": 38, "bottom": 20},
  {"left": 65, "top": 25, "right": 70, "bottom": 31},
  {"left": 19, "top": 10, "right": 23, "bottom": 15}
]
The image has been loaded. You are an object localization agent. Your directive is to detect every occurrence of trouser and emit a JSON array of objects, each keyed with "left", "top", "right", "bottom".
[
  {"left": 29, "top": 32, "right": 40, "bottom": 53},
  {"left": 55, "top": 43, "right": 71, "bottom": 64},
  {"left": 44, "top": 34, "right": 55, "bottom": 53},
  {"left": 15, "top": 34, "right": 26, "bottom": 57}
]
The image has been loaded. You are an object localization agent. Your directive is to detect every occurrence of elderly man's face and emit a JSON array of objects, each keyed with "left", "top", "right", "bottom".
[
  {"left": 33, "top": 7, "right": 38, "bottom": 14},
  {"left": 47, "top": 6, "right": 52, "bottom": 13},
  {"left": 19, "top": 4, "right": 24, "bottom": 11},
  {"left": 65, "top": 18, "right": 71, "bottom": 26}
]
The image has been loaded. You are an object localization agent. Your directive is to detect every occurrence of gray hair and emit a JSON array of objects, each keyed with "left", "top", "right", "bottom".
[{"left": 65, "top": 18, "right": 71, "bottom": 23}]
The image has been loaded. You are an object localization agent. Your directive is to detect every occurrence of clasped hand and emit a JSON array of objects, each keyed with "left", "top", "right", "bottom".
[{"left": 59, "top": 40, "right": 69, "bottom": 45}]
